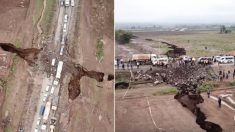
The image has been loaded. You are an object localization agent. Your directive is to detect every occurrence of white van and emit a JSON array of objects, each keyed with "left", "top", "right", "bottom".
[
  {"left": 60, "top": 46, "right": 64, "bottom": 55},
  {"left": 63, "top": 23, "right": 67, "bottom": 33},
  {"left": 51, "top": 58, "right": 56, "bottom": 66},
  {"left": 61, "top": 36, "right": 65, "bottom": 45},
  {"left": 218, "top": 56, "right": 234, "bottom": 64},
  {"left": 53, "top": 80, "right": 59, "bottom": 86},
  {"left": 64, "top": 14, "right": 68, "bottom": 23},
  {"left": 41, "top": 124, "right": 47, "bottom": 130},
  {"left": 50, "top": 87, "right": 55, "bottom": 94},
  {"left": 45, "top": 86, "right": 50, "bottom": 92}
]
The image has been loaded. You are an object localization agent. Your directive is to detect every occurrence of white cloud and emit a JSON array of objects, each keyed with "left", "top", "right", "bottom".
[{"left": 115, "top": 0, "right": 235, "bottom": 23}]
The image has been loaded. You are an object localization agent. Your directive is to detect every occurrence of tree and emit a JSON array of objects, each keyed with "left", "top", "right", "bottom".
[
  {"left": 115, "top": 30, "right": 133, "bottom": 44},
  {"left": 220, "top": 25, "right": 232, "bottom": 34},
  {"left": 220, "top": 25, "right": 226, "bottom": 33}
]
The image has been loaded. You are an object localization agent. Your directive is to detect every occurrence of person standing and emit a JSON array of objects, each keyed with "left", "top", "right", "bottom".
[
  {"left": 207, "top": 89, "right": 210, "bottom": 98},
  {"left": 218, "top": 97, "right": 222, "bottom": 108},
  {"left": 226, "top": 73, "right": 229, "bottom": 79},
  {"left": 234, "top": 115, "right": 235, "bottom": 126},
  {"left": 136, "top": 62, "right": 140, "bottom": 69},
  {"left": 122, "top": 63, "right": 125, "bottom": 70},
  {"left": 233, "top": 69, "right": 235, "bottom": 79},
  {"left": 223, "top": 71, "right": 225, "bottom": 79}
]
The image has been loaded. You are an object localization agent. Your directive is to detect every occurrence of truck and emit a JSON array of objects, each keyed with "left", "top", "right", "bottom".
[
  {"left": 65, "top": 0, "right": 70, "bottom": 6},
  {"left": 132, "top": 54, "right": 157, "bottom": 65},
  {"left": 39, "top": 105, "right": 45, "bottom": 116},
  {"left": 71, "top": 0, "right": 75, "bottom": 6},
  {"left": 43, "top": 102, "right": 51, "bottom": 121},
  {"left": 56, "top": 61, "right": 63, "bottom": 79}
]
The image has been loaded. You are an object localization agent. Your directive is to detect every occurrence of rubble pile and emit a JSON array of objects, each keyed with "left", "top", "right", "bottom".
[
  {"left": 0, "top": 43, "right": 42, "bottom": 65},
  {"left": 145, "top": 65, "right": 216, "bottom": 94}
]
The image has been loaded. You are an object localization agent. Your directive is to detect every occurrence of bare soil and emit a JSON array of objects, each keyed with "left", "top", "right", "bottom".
[
  {"left": 0, "top": 0, "right": 38, "bottom": 131},
  {"left": 116, "top": 88, "right": 235, "bottom": 132}
]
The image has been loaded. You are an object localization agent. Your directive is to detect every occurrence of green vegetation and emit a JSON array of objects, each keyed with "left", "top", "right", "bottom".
[
  {"left": 15, "top": 39, "right": 21, "bottom": 48},
  {"left": 96, "top": 39, "right": 104, "bottom": 62},
  {"left": 198, "top": 82, "right": 219, "bottom": 92},
  {"left": 115, "top": 30, "right": 133, "bottom": 44},
  {"left": 152, "top": 86, "right": 177, "bottom": 96},
  {"left": 159, "top": 31, "right": 235, "bottom": 57},
  {"left": 220, "top": 25, "right": 232, "bottom": 34},
  {"left": 10, "top": 54, "right": 18, "bottom": 74},
  {"left": 33, "top": 0, "right": 44, "bottom": 25},
  {"left": 41, "top": 0, "right": 56, "bottom": 34},
  {"left": 229, "top": 81, "right": 235, "bottom": 86},
  {"left": 4, "top": 126, "right": 12, "bottom": 132}
]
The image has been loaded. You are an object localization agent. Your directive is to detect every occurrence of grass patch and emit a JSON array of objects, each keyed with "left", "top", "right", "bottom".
[
  {"left": 4, "top": 126, "right": 12, "bottom": 132},
  {"left": 229, "top": 81, "right": 235, "bottom": 86},
  {"left": 198, "top": 82, "right": 219, "bottom": 92},
  {"left": 33, "top": 0, "right": 44, "bottom": 25},
  {"left": 41, "top": 0, "right": 56, "bottom": 34},
  {"left": 158, "top": 31, "right": 235, "bottom": 57},
  {"left": 96, "top": 39, "right": 104, "bottom": 62},
  {"left": 15, "top": 39, "right": 21, "bottom": 48},
  {"left": 152, "top": 86, "right": 177, "bottom": 96}
]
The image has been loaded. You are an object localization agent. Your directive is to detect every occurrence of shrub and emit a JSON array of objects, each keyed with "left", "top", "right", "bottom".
[{"left": 115, "top": 30, "right": 133, "bottom": 44}]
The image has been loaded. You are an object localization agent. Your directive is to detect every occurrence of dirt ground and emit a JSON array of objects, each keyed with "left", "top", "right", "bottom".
[
  {"left": 115, "top": 87, "right": 235, "bottom": 132},
  {"left": 57, "top": 0, "right": 114, "bottom": 132},
  {"left": 0, "top": 0, "right": 40, "bottom": 131}
]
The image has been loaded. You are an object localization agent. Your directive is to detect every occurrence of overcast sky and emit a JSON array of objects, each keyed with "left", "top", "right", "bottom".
[{"left": 115, "top": 0, "right": 235, "bottom": 24}]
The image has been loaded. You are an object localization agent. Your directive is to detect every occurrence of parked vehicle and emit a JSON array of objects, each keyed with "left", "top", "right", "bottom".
[
  {"left": 198, "top": 57, "right": 213, "bottom": 65},
  {"left": 132, "top": 54, "right": 157, "bottom": 65},
  {"left": 217, "top": 56, "right": 234, "bottom": 64},
  {"left": 64, "top": 14, "right": 68, "bottom": 23},
  {"left": 65, "top": 0, "right": 70, "bottom": 6},
  {"left": 63, "top": 23, "right": 67, "bottom": 33},
  {"left": 51, "top": 58, "right": 56, "bottom": 66},
  {"left": 39, "top": 105, "right": 45, "bottom": 116},
  {"left": 71, "top": 0, "right": 75, "bottom": 7},
  {"left": 53, "top": 80, "right": 59, "bottom": 86},
  {"left": 152, "top": 55, "right": 169, "bottom": 66},
  {"left": 45, "top": 85, "right": 50, "bottom": 92},
  {"left": 41, "top": 124, "right": 47, "bottom": 130},
  {"left": 60, "top": 46, "right": 64, "bottom": 55},
  {"left": 50, "top": 86, "right": 55, "bottom": 94},
  {"left": 34, "top": 128, "right": 38, "bottom": 132},
  {"left": 43, "top": 102, "right": 51, "bottom": 121},
  {"left": 60, "top": 0, "right": 64, "bottom": 6},
  {"left": 180, "top": 55, "right": 192, "bottom": 63},
  {"left": 213, "top": 56, "right": 221, "bottom": 62},
  {"left": 43, "top": 93, "right": 48, "bottom": 102},
  {"left": 61, "top": 35, "right": 65, "bottom": 45},
  {"left": 36, "top": 117, "right": 41, "bottom": 125}
]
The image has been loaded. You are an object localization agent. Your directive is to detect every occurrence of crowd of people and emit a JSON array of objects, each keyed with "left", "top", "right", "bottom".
[{"left": 218, "top": 69, "right": 235, "bottom": 81}]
